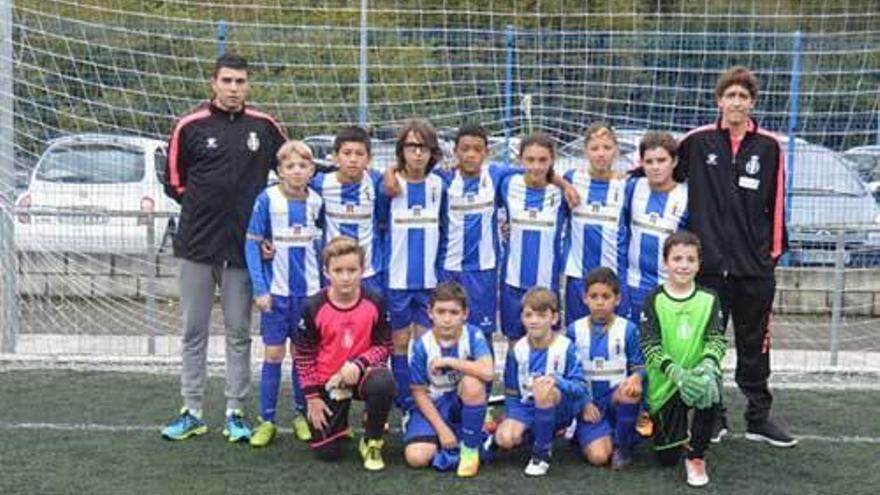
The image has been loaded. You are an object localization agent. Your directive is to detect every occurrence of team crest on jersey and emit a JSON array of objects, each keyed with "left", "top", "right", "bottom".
[
  {"left": 293, "top": 226, "right": 302, "bottom": 235},
  {"left": 341, "top": 328, "right": 354, "bottom": 349},
  {"left": 467, "top": 193, "right": 476, "bottom": 204},
  {"left": 431, "top": 186, "right": 438, "bottom": 203},
  {"left": 648, "top": 212, "right": 660, "bottom": 224},
  {"left": 247, "top": 131, "right": 260, "bottom": 151},
  {"left": 346, "top": 204, "right": 355, "bottom": 213},
  {"left": 671, "top": 202, "right": 680, "bottom": 216},
  {"left": 529, "top": 209, "right": 538, "bottom": 219},
  {"left": 677, "top": 322, "right": 693, "bottom": 340},
  {"left": 413, "top": 206, "right": 422, "bottom": 217},
  {"left": 590, "top": 202, "right": 601, "bottom": 213},
  {"left": 614, "top": 338, "right": 623, "bottom": 355},
  {"left": 206, "top": 137, "right": 218, "bottom": 149},
  {"left": 706, "top": 153, "right": 718, "bottom": 166},
  {"left": 594, "top": 357, "right": 605, "bottom": 370},
  {"left": 745, "top": 155, "right": 761, "bottom": 175}
]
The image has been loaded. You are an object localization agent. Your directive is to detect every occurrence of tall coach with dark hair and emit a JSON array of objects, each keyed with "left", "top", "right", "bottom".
[
  {"left": 160, "top": 54, "right": 287, "bottom": 443},
  {"left": 676, "top": 66, "right": 796, "bottom": 448}
]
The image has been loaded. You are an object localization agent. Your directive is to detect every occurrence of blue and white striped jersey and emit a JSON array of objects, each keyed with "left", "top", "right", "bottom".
[
  {"left": 310, "top": 170, "right": 386, "bottom": 279},
  {"left": 408, "top": 324, "right": 492, "bottom": 400},
  {"left": 503, "top": 334, "right": 587, "bottom": 404},
  {"left": 563, "top": 169, "right": 627, "bottom": 279},
  {"left": 245, "top": 185, "right": 324, "bottom": 297},
  {"left": 383, "top": 173, "right": 447, "bottom": 290},
  {"left": 500, "top": 174, "right": 568, "bottom": 289},
  {"left": 437, "top": 164, "right": 520, "bottom": 272},
  {"left": 621, "top": 178, "right": 689, "bottom": 290},
  {"left": 566, "top": 316, "right": 643, "bottom": 400}
]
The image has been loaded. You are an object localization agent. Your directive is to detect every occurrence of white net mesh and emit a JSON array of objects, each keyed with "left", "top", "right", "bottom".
[{"left": 0, "top": 1, "right": 878, "bottom": 377}]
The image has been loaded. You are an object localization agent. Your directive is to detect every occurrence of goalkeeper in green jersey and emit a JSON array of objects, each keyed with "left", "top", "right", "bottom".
[{"left": 639, "top": 230, "right": 726, "bottom": 488}]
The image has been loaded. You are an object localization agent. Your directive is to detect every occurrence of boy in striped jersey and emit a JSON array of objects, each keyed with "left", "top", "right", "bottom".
[
  {"left": 310, "top": 126, "right": 387, "bottom": 297},
  {"left": 493, "top": 288, "right": 588, "bottom": 477},
  {"left": 620, "top": 131, "right": 689, "bottom": 321},
  {"left": 567, "top": 267, "right": 644, "bottom": 470},
  {"left": 380, "top": 119, "right": 448, "bottom": 412},
  {"left": 245, "top": 140, "right": 323, "bottom": 446},
  {"left": 499, "top": 134, "right": 569, "bottom": 341},
  {"left": 563, "top": 123, "right": 629, "bottom": 324},
  {"left": 404, "top": 282, "right": 494, "bottom": 477}
]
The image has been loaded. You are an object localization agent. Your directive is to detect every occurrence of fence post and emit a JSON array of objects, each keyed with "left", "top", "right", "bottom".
[
  {"left": 785, "top": 31, "right": 802, "bottom": 259},
  {"left": 217, "top": 20, "right": 227, "bottom": 57},
  {"left": 503, "top": 25, "right": 515, "bottom": 167},
  {"left": 358, "top": 0, "right": 368, "bottom": 127},
  {"left": 829, "top": 229, "right": 845, "bottom": 367},
  {"left": 145, "top": 215, "right": 157, "bottom": 356},
  {"left": 0, "top": 0, "right": 18, "bottom": 353}
]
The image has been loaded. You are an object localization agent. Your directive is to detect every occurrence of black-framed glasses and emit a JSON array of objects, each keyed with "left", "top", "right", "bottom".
[{"left": 402, "top": 142, "right": 429, "bottom": 153}]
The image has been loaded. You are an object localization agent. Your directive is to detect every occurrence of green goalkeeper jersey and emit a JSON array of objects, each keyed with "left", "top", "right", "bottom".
[{"left": 638, "top": 285, "right": 727, "bottom": 413}]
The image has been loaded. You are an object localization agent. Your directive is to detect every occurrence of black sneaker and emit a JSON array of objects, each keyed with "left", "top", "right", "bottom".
[
  {"left": 709, "top": 414, "right": 729, "bottom": 444},
  {"left": 745, "top": 420, "right": 798, "bottom": 448}
]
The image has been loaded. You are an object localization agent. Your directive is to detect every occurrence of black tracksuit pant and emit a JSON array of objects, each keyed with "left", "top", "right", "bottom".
[{"left": 698, "top": 274, "right": 775, "bottom": 426}]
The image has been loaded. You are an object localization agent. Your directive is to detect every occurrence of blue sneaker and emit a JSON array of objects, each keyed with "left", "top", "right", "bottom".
[
  {"left": 161, "top": 408, "right": 207, "bottom": 440},
  {"left": 222, "top": 410, "right": 252, "bottom": 443}
]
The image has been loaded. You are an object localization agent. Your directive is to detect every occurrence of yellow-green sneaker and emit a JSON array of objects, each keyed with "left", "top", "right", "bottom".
[
  {"left": 249, "top": 420, "right": 277, "bottom": 448},
  {"left": 291, "top": 413, "right": 312, "bottom": 442},
  {"left": 358, "top": 437, "right": 385, "bottom": 471},
  {"left": 457, "top": 445, "right": 480, "bottom": 478}
]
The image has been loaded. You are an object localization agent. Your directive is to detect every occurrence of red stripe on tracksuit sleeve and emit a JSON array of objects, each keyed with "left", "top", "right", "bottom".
[{"left": 168, "top": 109, "right": 210, "bottom": 196}]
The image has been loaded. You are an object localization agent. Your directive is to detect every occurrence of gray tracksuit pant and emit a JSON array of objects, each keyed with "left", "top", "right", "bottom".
[{"left": 178, "top": 258, "right": 252, "bottom": 412}]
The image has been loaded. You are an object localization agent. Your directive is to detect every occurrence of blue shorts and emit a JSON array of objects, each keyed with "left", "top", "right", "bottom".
[
  {"left": 362, "top": 273, "right": 386, "bottom": 301},
  {"left": 575, "top": 395, "right": 617, "bottom": 448},
  {"left": 565, "top": 276, "right": 589, "bottom": 325},
  {"left": 259, "top": 295, "right": 309, "bottom": 346},
  {"left": 388, "top": 288, "right": 431, "bottom": 330},
  {"left": 625, "top": 285, "right": 653, "bottom": 321},
  {"left": 500, "top": 284, "right": 528, "bottom": 340},
  {"left": 440, "top": 268, "right": 498, "bottom": 336},
  {"left": 403, "top": 392, "right": 462, "bottom": 444},
  {"left": 504, "top": 396, "right": 579, "bottom": 432}
]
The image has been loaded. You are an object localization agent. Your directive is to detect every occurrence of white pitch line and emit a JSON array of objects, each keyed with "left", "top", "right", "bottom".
[{"left": 1, "top": 421, "right": 879, "bottom": 444}]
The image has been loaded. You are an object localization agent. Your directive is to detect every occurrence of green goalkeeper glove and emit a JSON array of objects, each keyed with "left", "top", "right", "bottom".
[
  {"left": 693, "top": 373, "right": 719, "bottom": 410},
  {"left": 693, "top": 358, "right": 722, "bottom": 380},
  {"left": 666, "top": 364, "right": 701, "bottom": 407}
]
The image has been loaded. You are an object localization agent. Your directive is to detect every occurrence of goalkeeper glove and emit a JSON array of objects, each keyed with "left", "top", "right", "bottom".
[
  {"left": 666, "top": 364, "right": 701, "bottom": 407},
  {"left": 693, "top": 358, "right": 722, "bottom": 380}
]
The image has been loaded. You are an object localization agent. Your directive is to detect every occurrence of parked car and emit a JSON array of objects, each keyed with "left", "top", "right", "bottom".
[
  {"left": 843, "top": 144, "right": 880, "bottom": 203},
  {"left": 14, "top": 134, "right": 179, "bottom": 254},
  {"left": 783, "top": 138, "right": 880, "bottom": 267}
]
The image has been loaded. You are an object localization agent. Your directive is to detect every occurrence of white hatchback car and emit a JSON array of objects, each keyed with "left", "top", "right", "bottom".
[{"left": 14, "top": 134, "right": 179, "bottom": 254}]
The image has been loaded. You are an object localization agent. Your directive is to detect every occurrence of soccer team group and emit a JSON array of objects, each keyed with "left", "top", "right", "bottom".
[{"left": 160, "top": 55, "right": 797, "bottom": 488}]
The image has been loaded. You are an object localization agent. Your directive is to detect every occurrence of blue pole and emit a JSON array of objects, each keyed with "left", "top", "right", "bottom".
[
  {"left": 217, "top": 20, "right": 227, "bottom": 57},
  {"left": 785, "top": 31, "right": 802, "bottom": 249},
  {"left": 358, "top": 0, "right": 368, "bottom": 127},
  {"left": 504, "top": 25, "right": 514, "bottom": 167}
]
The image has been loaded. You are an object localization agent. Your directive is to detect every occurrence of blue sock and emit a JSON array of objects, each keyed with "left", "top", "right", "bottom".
[
  {"left": 461, "top": 403, "right": 488, "bottom": 449},
  {"left": 484, "top": 332, "right": 495, "bottom": 398},
  {"left": 260, "top": 361, "right": 282, "bottom": 422},
  {"left": 291, "top": 364, "right": 305, "bottom": 414},
  {"left": 391, "top": 354, "right": 411, "bottom": 411},
  {"left": 614, "top": 402, "right": 640, "bottom": 450},
  {"left": 532, "top": 405, "right": 556, "bottom": 461}
]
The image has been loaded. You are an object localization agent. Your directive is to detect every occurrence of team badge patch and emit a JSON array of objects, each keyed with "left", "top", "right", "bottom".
[
  {"left": 247, "top": 131, "right": 260, "bottom": 151},
  {"left": 745, "top": 155, "right": 761, "bottom": 175}
]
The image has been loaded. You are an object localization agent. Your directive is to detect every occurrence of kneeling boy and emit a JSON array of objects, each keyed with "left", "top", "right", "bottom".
[
  {"left": 295, "top": 236, "right": 396, "bottom": 470},
  {"left": 404, "top": 282, "right": 494, "bottom": 477},
  {"left": 639, "top": 231, "right": 726, "bottom": 487},
  {"left": 494, "top": 288, "right": 588, "bottom": 477},
  {"left": 567, "top": 267, "right": 644, "bottom": 469}
]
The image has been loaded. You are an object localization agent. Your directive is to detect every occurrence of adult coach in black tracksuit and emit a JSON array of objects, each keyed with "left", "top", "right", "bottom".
[
  {"left": 676, "top": 66, "right": 797, "bottom": 448},
  {"left": 159, "top": 54, "right": 287, "bottom": 442}
]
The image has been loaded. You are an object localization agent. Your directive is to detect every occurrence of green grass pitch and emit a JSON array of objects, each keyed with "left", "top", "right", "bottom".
[{"left": 0, "top": 370, "right": 877, "bottom": 495}]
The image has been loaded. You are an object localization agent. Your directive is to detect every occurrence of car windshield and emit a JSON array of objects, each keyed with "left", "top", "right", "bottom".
[
  {"left": 36, "top": 145, "right": 144, "bottom": 183},
  {"left": 790, "top": 145, "right": 865, "bottom": 196}
]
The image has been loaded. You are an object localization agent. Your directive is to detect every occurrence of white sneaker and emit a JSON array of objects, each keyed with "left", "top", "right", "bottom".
[
  {"left": 524, "top": 457, "right": 550, "bottom": 477},
  {"left": 685, "top": 457, "right": 709, "bottom": 487}
]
